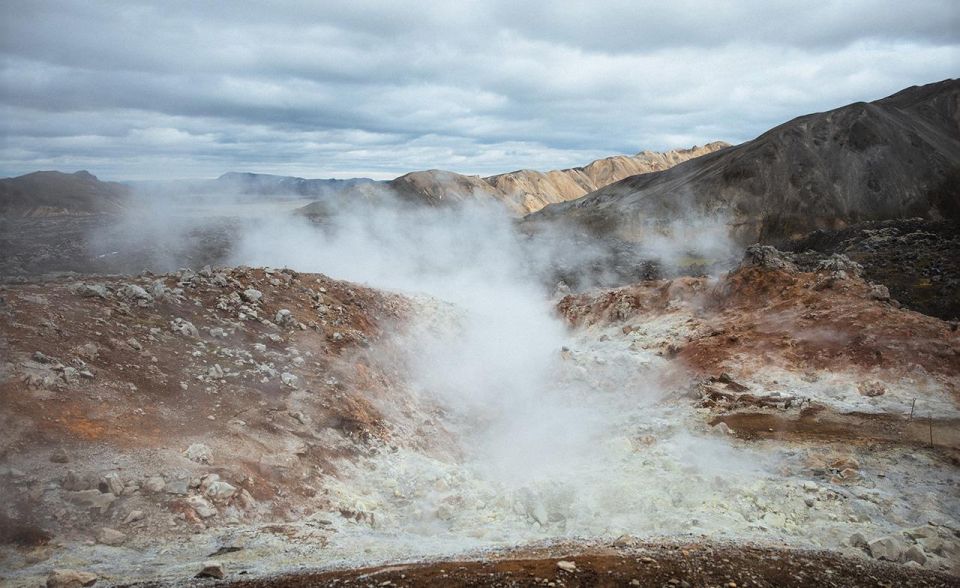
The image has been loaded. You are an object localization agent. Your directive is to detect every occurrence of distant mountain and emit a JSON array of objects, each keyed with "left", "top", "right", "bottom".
[
  {"left": 0, "top": 170, "right": 130, "bottom": 216},
  {"left": 526, "top": 79, "right": 960, "bottom": 244},
  {"left": 376, "top": 144, "right": 729, "bottom": 215},
  {"left": 210, "top": 172, "right": 378, "bottom": 197},
  {"left": 485, "top": 143, "right": 730, "bottom": 214}
]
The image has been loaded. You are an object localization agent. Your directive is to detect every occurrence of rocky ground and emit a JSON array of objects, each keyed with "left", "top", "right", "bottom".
[
  {"left": 781, "top": 218, "right": 960, "bottom": 321},
  {"left": 1, "top": 247, "right": 958, "bottom": 586}
]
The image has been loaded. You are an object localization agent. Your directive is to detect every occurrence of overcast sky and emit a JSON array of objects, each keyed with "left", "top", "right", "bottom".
[{"left": 1, "top": 1, "right": 957, "bottom": 180}]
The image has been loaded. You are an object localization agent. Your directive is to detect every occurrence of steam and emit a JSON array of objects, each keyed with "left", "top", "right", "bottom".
[
  {"left": 88, "top": 180, "right": 768, "bottom": 553},
  {"left": 220, "top": 186, "right": 770, "bottom": 549}
]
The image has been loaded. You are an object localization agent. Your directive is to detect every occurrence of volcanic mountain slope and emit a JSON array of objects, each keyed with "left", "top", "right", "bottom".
[
  {"left": 527, "top": 79, "right": 960, "bottom": 244},
  {"left": 383, "top": 143, "right": 729, "bottom": 215},
  {"left": 0, "top": 171, "right": 131, "bottom": 217}
]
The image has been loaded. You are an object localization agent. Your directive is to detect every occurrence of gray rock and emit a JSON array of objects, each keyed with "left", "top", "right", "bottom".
[
  {"left": 95, "top": 527, "right": 126, "bottom": 546},
  {"left": 71, "top": 283, "right": 108, "bottom": 299},
  {"left": 275, "top": 309, "right": 294, "bottom": 327},
  {"left": 280, "top": 372, "right": 298, "bottom": 388},
  {"left": 183, "top": 443, "right": 211, "bottom": 463},
  {"left": 903, "top": 544, "right": 927, "bottom": 565},
  {"left": 117, "top": 284, "right": 153, "bottom": 304},
  {"left": 868, "top": 535, "right": 904, "bottom": 562},
  {"left": 46, "top": 569, "right": 98, "bottom": 588},
  {"left": 741, "top": 245, "right": 797, "bottom": 271},
  {"left": 62, "top": 470, "right": 90, "bottom": 491},
  {"left": 50, "top": 448, "right": 70, "bottom": 463},
  {"left": 66, "top": 489, "right": 116, "bottom": 513},
  {"left": 123, "top": 510, "right": 145, "bottom": 524},
  {"left": 99, "top": 473, "right": 124, "bottom": 496},
  {"left": 868, "top": 283, "right": 891, "bottom": 301},
  {"left": 817, "top": 253, "right": 864, "bottom": 277},
  {"left": 241, "top": 288, "right": 263, "bottom": 304},
  {"left": 849, "top": 532, "right": 869, "bottom": 549},
  {"left": 204, "top": 480, "right": 238, "bottom": 502},
  {"left": 196, "top": 561, "right": 226, "bottom": 579},
  {"left": 187, "top": 495, "right": 218, "bottom": 519},
  {"left": 143, "top": 476, "right": 166, "bottom": 493},
  {"left": 164, "top": 478, "right": 189, "bottom": 495},
  {"left": 170, "top": 318, "right": 199, "bottom": 338}
]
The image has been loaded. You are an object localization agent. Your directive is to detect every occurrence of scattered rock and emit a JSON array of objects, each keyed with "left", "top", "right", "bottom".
[
  {"left": 280, "top": 372, "right": 298, "bottom": 388},
  {"left": 867, "top": 535, "right": 904, "bottom": 562},
  {"left": 123, "top": 510, "right": 145, "bottom": 524},
  {"left": 742, "top": 245, "right": 797, "bottom": 271},
  {"left": 849, "top": 533, "right": 869, "bottom": 549},
  {"left": 170, "top": 317, "right": 199, "bottom": 337},
  {"left": 196, "top": 561, "right": 226, "bottom": 579},
  {"left": 94, "top": 527, "right": 126, "bottom": 546},
  {"left": 71, "top": 283, "right": 108, "bottom": 299},
  {"left": 50, "top": 448, "right": 70, "bottom": 463},
  {"left": 117, "top": 284, "right": 152, "bottom": 304},
  {"left": 46, "top": 569, "right": 98, "bottom": 588},
  {"left": 816, "top": 254, "right": 864, "bottom": 278},
  {"left": 184, "top": 443, "right": 212, "bottom": 464},
  {"left": 275, "top": 308, "right": 295, "bottom": 327},
  {"left": 868, "top": 283, "right": 891, "bottom": 301},
  {"left": 556, "top": 561, "right": 577, "bottom": 573},
  {"left": 143, "top": 476, "right": 166, "bottom": 493},
  {"left": 903, "top": 544, "right": 927, "bottom": 565},
  {"left": 99, "top": 472, "right": 124, "bottom": 496},
  {"left": 241, "top": 289, "right": 263, "bottom": 304},
  {"left": 187, "top": 495, "right": 218, "bottom": 519},
  {"left": 712, "top": 421, "right": 734, "bottom": 436},
  {"left": 858, "top": 382, "right": 886, "bottom": 397},
  {"left": 64, "top": 489, "right": 115, "bottom": 513}
]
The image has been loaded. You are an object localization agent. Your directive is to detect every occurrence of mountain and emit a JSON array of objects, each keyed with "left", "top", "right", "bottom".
[
  {"left": 485, "top": 142, "right": 729, "bottom": 213},
  {"left": 0, "top": 170, "right": 130, "bottom": 216},
  {"left": 210, "top": 172, "right": 378, "bottom": 197},
  {"left": 375, "top": 143, "right": 729, "bottom": 215},
  {"left": 526, "top": 79, "right": 960, "bottom": 244}
]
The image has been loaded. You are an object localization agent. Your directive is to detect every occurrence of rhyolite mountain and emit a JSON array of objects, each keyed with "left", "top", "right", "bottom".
[
  {"left": 383, "top": 143, "right": 729, "bottom": 215},
  {"left": 526, "top": 79, "right": 960, "bottom": 244}
]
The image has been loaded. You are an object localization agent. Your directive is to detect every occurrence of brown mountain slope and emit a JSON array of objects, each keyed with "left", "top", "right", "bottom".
[
  {"left": 526, "top": 79, "right": 960, "bottom": 244},
  {"left": 0, "top": 170, "right": 130, "bottom": 216},
  {"left": 381, "top": 143, "right": 729, "bottom": 215}
]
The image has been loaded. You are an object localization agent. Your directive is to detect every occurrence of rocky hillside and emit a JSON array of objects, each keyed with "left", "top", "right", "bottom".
[
  {"left": 0, "top": 171, "right": 130, "bottom": 216},
  {"left": 384, "top": 143, "right": 729, "bottom": 215},
  {"left": 527, "top": 79, "right": 960, "bottom": 243}
]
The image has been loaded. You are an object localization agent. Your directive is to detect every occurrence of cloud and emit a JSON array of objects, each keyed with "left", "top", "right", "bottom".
[{"left": 1, "top": 1, "right": 958, "bottom": 179}]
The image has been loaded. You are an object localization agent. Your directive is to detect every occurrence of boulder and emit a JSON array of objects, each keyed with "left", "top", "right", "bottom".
[
  {"left": 556, "top": 560, "right": 577, "bottom": 573},
  {"left": 46, "top": 569, "right": 98, "bottom": 588},
  {"left": 903, "top": 544, "right": 927, "bottom": 565},
  {"left": 184, "top": 443, "right": 212, "bottom": 464},
  {"left": 867, "top": 536, "right": 904, "bottom": 562},
  {"left": 99, "top": 472, "right": 124, "bottom": 496},
  {"left": 196, "top": 561, "right": 226, "bottom": 579},
  {"left": 170, "top": 318, "right": 199, "bottom": 338},
  {"left": 241, "top": 289, "right": 263, "bottom": 304},
  {"left": 95, "top": 527, "right": 126, "bottom": 546},
  {"left": 71, "top": 283, "right": 108, "bottom": 299},
  {"left": 741, "top": 245, "right": 797, "bottom": 271},
  {"left": 143, "top": 476, "right": 166, "bottom": 493}
]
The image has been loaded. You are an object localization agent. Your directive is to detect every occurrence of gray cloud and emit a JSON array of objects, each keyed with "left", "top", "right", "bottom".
[{"left": 1, "top": 1, "right": 958, "bottom": 179}]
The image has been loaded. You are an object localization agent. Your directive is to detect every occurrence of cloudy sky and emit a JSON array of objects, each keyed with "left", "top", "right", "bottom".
[{"left": 1, "top": 1, "right": 957, "bottom": 180}]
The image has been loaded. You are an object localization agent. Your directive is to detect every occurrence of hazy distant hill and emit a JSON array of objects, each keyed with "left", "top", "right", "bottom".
[
  {"left": 0, "top": 170, "right": 130, "bottom": 216},
  {"left": 209, "top": 172, "right": 378, "bottom": 197},
  {"left": 527, "top": 79, "right": 960, "bottom": 244}
]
